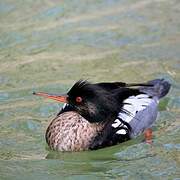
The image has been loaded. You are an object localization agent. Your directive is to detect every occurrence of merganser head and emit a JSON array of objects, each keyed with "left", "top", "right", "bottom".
[{"left": 33, "top": 80, "right": 119, "bottom": 123}]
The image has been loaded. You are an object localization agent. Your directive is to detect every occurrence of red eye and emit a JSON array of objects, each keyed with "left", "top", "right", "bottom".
[{"left": 76, "top": 96, "right": 82, "bottom": 103}]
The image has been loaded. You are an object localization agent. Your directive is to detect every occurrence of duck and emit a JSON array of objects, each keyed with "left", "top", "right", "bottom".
[{"left": 33, "top": 79, "right": 171, "bottom": 151}]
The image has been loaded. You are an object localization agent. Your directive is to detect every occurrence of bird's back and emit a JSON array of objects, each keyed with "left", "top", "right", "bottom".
[
  {"left": 118, "top": 79, "right": 171, "bottom": 137},
  {"left": 139, "top": 79, "right": 171, "bottom": 99}
]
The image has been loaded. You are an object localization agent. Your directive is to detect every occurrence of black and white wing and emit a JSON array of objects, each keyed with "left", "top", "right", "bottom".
[{"left": 112, "top": 94, "right": 158, "bottom": 137}]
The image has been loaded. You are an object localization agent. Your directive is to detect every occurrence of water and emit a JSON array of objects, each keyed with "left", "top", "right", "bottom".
[{"left": 0, "top": 0, "right": 180, "bottom": 179}]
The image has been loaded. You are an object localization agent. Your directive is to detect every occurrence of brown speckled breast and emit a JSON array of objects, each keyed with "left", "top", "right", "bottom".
[{"left": 45, "top": 111, "right": 104, "bottom": 151}]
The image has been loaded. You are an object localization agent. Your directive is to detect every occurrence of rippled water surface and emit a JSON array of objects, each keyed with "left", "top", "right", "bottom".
[{"left": 0, "top": 0, "right": 180, "bottom": 179}]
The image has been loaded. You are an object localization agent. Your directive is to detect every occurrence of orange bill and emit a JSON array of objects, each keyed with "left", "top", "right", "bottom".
[{"left": 33, "top": 92, "right": 67, "bottom": 103}]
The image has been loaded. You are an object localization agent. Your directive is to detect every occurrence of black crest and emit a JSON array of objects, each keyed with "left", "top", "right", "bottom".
[{"left": 67, "top": 80, "right": 90, "bottom": 96}]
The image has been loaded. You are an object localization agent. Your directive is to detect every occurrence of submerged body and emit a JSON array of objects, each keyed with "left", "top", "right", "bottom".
[{"left": 34, "top": 79, "right": 171, "bottom": 151}]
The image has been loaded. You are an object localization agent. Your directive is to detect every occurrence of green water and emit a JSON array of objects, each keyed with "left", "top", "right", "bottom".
[{"left": 0, "top": 0, "right": 180, "bottom": 179}]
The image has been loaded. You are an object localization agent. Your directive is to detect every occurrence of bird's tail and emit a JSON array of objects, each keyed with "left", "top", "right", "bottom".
[{"left": 139, "top": 79, "right": 171, "bottom": 99}]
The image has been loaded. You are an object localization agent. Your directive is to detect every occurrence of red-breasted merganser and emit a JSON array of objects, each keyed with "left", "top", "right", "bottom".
[{"left": 33, "top": 79, "right": 170, "bottom": 151}]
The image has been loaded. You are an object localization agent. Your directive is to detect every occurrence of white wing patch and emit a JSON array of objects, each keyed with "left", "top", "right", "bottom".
[
  {"left": 112, "top": 119, "right": 122, "bottom": 128},
  {"left": 118, "top": 94, "right": 153, "bottom": 123},
  {"left": 112, "top": 94, "right": 153, "bottom": 135},
  {"left": 116, "top": 129, "right": 127, "bottom": 135}
]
